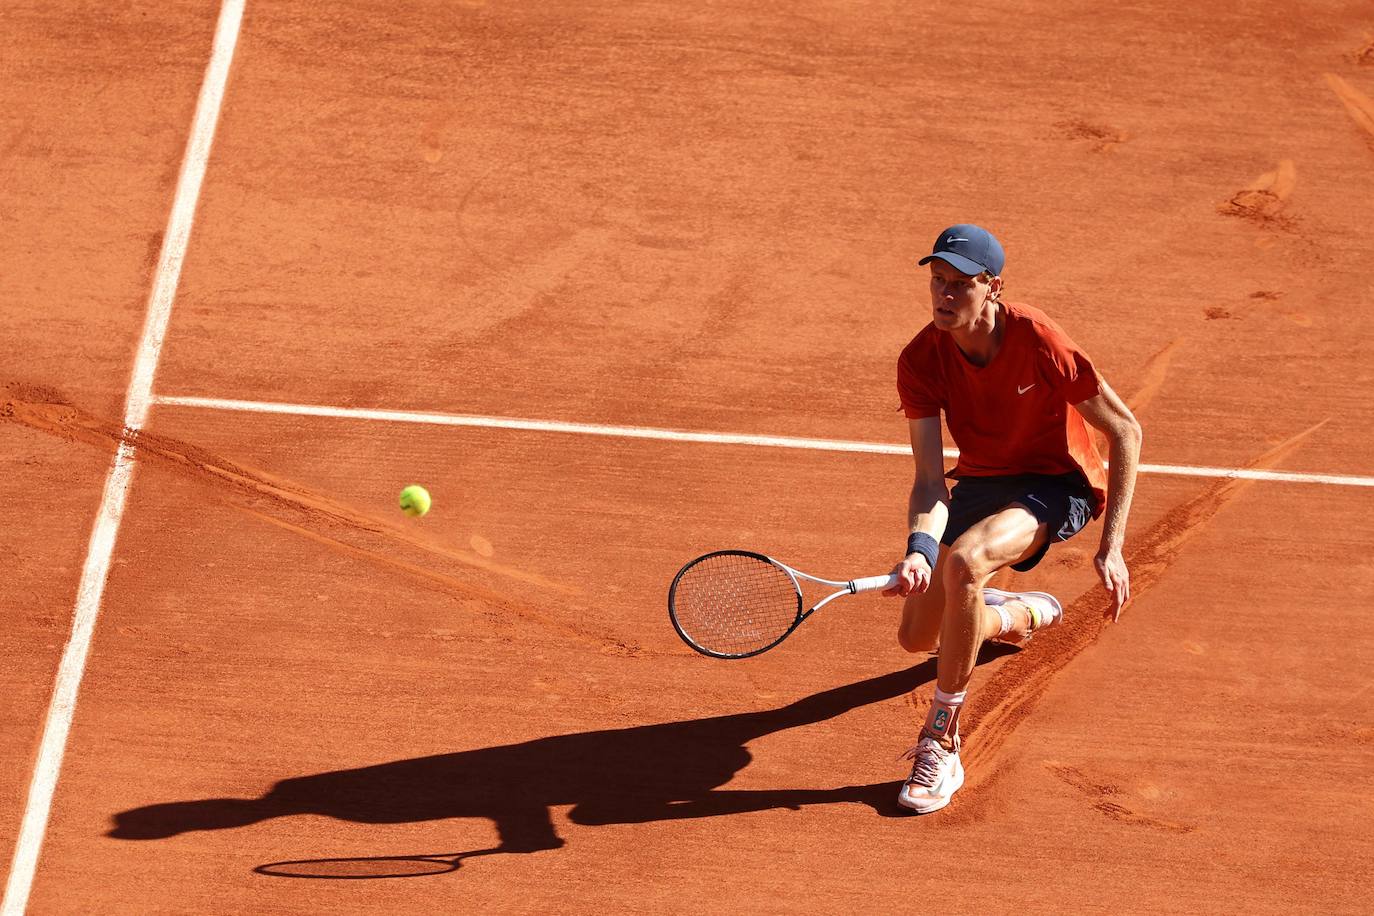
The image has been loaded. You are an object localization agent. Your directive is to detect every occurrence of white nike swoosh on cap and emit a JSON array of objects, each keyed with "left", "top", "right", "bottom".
[{"left": 946, "top": 236, "right": 970, "bottom": 243}]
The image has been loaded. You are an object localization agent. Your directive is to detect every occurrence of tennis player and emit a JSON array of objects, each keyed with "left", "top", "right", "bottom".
[{"left": 884, "top": 223, "right": 1142, "bottom": 814}]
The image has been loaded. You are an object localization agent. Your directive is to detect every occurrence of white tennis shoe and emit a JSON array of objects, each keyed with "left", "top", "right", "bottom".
[
  {"left": 984, "top": 588, "right": 1063, "bottom": 642},
  {"left": 897, "top": 735, "right": 964, "bottom": 814}
]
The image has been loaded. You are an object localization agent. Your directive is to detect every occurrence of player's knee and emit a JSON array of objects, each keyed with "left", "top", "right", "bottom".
[
  {"left": 897, "top": 625, "right": 939, "bottom": 654},
  {"left": 941, "top": 546, "right": 990, "bottom": 590}
]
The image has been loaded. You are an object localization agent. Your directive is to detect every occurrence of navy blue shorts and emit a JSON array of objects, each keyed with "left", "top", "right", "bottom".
[{"left": 941, "top": 472, "right": 1095, "bottom": 572}]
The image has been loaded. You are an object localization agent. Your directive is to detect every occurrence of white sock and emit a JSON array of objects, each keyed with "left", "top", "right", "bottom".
[{"left": 934, "top": 688, "right": 966, "bottom": 706}]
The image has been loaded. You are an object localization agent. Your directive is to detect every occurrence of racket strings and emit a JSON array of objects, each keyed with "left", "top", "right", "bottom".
[{"left": 672, "top": 553, "right": 801, "bottom": 656}]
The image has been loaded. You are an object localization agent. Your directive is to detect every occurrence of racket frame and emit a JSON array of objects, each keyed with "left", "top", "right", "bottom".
[{"left": 667, "top": 549, "right": 898, "bottom": 660}]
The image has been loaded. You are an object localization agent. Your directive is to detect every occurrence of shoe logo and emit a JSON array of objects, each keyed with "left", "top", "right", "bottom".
[
  {"left": 945, "top": 236, "right": 970, "bottom": 244},
  {"left": 1017, "top": 383, "right": 1036, "bottom": 395}
]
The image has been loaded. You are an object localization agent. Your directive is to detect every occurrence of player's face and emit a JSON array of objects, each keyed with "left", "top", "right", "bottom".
[{"left": 928, "top": 260, "right": 998, "bottom": 331}]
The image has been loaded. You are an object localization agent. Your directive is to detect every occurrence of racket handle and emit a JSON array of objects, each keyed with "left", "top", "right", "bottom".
[{"left": 849, "top": 574, "right": 900, "bottom": 593}]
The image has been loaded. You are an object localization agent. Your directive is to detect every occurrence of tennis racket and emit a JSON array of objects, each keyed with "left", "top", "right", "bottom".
[{"left": 668, "top": 550, "right": 898, "bottom": 659}]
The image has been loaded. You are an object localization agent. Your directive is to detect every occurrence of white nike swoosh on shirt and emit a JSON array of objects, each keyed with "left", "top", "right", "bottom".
[{"left": 1018, "top": 384, "right": 1035, "bottom": 394}]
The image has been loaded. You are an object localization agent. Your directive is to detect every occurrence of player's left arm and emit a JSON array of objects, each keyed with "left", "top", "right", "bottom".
[{"left": 1074, "top": 377, "right": 1143, "bottom": 621}]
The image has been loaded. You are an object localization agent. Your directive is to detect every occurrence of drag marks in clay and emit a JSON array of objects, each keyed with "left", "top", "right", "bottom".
[
  {"left": 1, "top": 385, "right": 647, "bottom": 657},
  {"left": 1126, "top": 338, "right": 1182, "bottom": 416},
  {"left": 1053, "top": 119, "right": 1128, "bottom": 153},
  {"left": 959, "top": 420, "right": 1329, "bottom": 785},
  {"left": 1324, "top": 73, "right": 1374, "bottom": 145},
  {"left": 1047, "top": 763, "right": 1195, "bottom": 834},
  {"left": 1356, "top": 38, "right": 1374, "bottom": 67},
  {"left": 1219, "top": 160, "right": 1297, "bottom": 228}
]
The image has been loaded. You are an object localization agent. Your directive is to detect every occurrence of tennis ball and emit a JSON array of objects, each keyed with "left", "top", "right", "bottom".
[{"left": 398, "top": 485, "right": 432, "bottom": 518}]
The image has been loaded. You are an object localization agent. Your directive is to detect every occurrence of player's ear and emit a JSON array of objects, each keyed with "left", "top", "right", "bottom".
[{"left": 986, "top": 273, "right": 1003, "bottom": 300}]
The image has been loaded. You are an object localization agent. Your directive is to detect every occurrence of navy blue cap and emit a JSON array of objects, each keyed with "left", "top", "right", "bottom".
[{"left": 918, "top": 224, "right": 1005, "bottom": 276}]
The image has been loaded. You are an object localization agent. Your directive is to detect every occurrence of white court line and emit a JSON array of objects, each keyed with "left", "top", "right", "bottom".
[
  {"left": 154, "top": 395, "right": 1374, "bottom": 489},
  {"left": 1, "top": 3, "right": 244, "bottom": 914}
]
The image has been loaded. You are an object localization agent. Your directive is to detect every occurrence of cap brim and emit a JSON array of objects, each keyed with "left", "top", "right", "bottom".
[{"left": 918, "top": 251, "right": 986, "bottom": 276}]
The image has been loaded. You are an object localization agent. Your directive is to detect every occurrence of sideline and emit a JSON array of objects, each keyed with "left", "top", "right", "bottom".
[{"left": 1, "top": 3, "right": 245, "bottom": 912}]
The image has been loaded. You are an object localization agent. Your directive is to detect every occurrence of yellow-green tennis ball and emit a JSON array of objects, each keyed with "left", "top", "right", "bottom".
[{"left": 398, "top": 485, "right": 432, "bottom": 517}]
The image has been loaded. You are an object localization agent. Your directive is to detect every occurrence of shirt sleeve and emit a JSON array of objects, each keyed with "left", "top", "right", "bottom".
[
  {"left": 1039, "top": 323, "right": 1101, "bottom": 404},
  {"left": 897, "top": 344, "right": 942, "bottom": 419}
]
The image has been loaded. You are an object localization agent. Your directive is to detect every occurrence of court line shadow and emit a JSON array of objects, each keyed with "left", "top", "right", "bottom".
[{"left": 108, "top": 645, "right": 1014, "bottom": 875}]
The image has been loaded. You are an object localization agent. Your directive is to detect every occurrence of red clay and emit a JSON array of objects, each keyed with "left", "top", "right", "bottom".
[{"left": 5, "top": 0, "right": 1374, "bottom": 913}]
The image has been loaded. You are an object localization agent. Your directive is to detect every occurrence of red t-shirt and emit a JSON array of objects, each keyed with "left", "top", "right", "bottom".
[{"left": 897, "top": 301, "right": 1107, "bottom": 517}]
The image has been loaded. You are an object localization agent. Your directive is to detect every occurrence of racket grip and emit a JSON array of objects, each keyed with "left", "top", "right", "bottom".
[{"left": 849, "top": 574, "right": 901, "bottom": 593}]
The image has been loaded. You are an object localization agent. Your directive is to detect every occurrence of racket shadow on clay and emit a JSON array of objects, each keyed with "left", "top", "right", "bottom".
[{"left": 109, "top": 647, "right": 1015, "bottom": 880}]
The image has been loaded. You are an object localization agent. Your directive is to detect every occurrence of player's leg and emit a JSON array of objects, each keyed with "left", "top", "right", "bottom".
[
  {"left": 896, "top": 555, "right": 1053, "bottom": 653},
  {"left": 983, "top": 587, "right": 1063, "bottom": 645},
  {"left": 896, "top": 474, "right": 983, "bottom": 655},
  {"left": 935, "top": 504, "right": 1048, "bottom": 694},
  {"left": 895, "top": 552, "right": 948, "bottom": 653},
  {"left": 897, "top": 504, "right": 1046, "bottom": 815},
  {"left": 898, "top": 473, "right": 1092, "bottom": 814},
  {"left": 895, "top": 541, "right": 1056, "bottom": 654}
]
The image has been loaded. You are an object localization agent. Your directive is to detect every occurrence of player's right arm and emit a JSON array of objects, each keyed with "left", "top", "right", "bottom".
[{"left": 884, "top": 416, "right": 950, "bottom": 597}]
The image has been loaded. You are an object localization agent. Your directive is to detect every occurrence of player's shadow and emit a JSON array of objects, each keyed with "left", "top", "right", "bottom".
[{"left": 108, "top": 645, "right": 1014, "bottom": 874}]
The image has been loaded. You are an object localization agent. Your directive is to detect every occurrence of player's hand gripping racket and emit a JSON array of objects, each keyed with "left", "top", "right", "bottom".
[{"left": 668, "top": 550, "right": 898, "bottom": 659}]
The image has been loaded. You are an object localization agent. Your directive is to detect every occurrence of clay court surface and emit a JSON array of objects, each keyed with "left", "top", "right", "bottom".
[{"left": 4, "top": 1, "right": 1374, "bottom": 912}]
